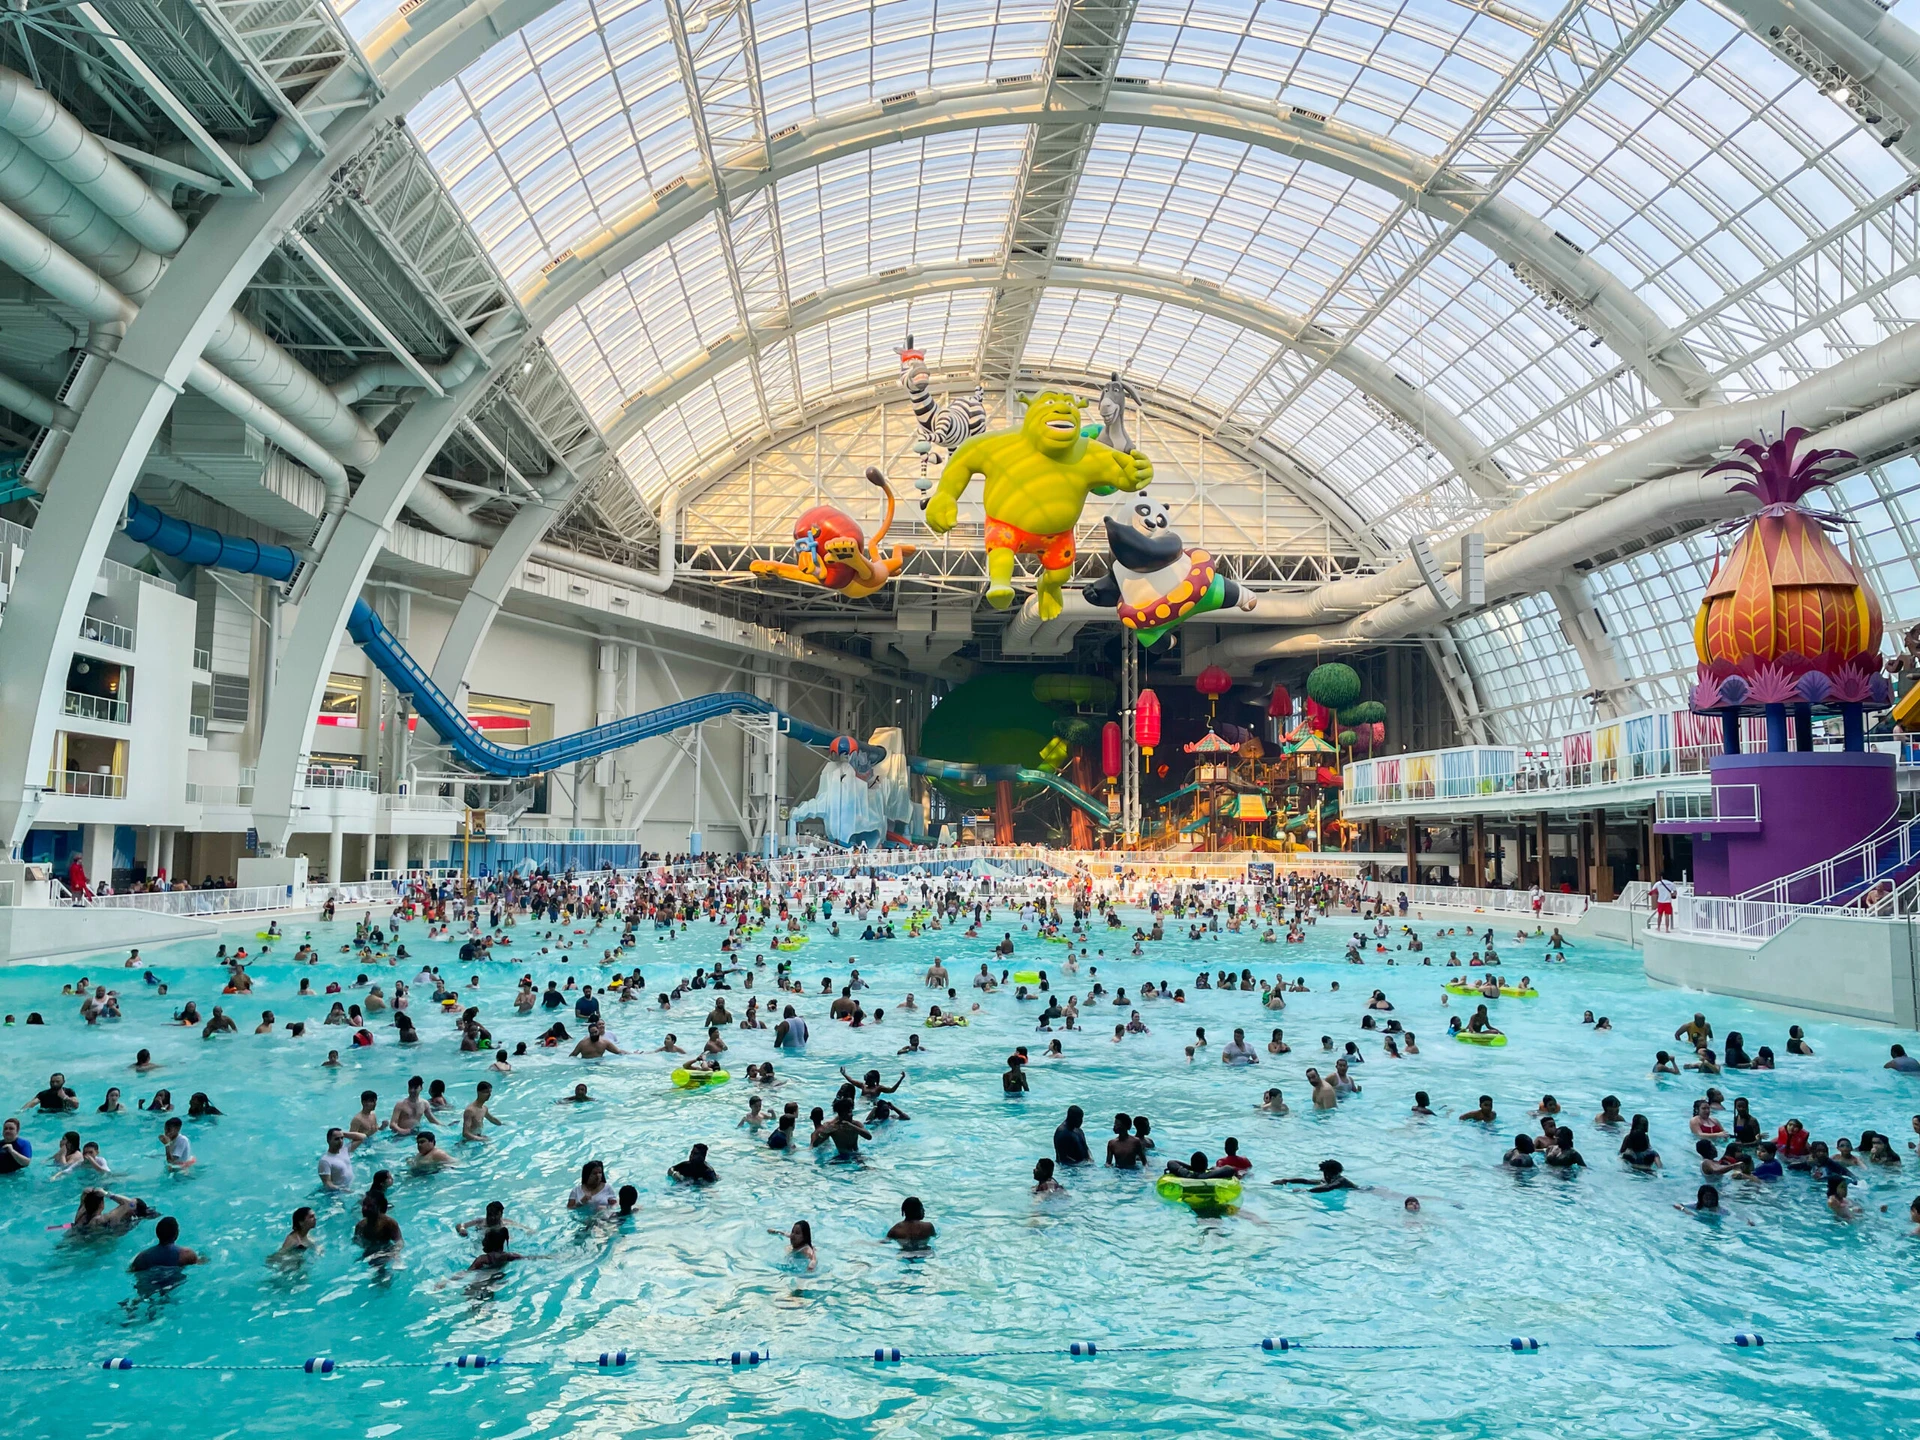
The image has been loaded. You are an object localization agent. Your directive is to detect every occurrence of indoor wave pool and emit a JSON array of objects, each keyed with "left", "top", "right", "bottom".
[{"left": 3, "top": 899, "right": 1917, "bottom": 1438}]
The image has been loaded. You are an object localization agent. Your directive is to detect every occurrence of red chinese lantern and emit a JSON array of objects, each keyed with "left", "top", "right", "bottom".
[
  {"left": 1195, "top": 665, "right": 1232, "bottom": 700},
  {"left": 1305, "top": 697, "right": 1332, "bottom": 736},
  {"left": 1101, "top": 720, "right": 1123, "bottom": 781},
  {"left": 1136, "top": 688, "right": 1161, "bottom": 757},
  {"left": 1266, "top": 683, "right": 1291, "bottom": 719}
]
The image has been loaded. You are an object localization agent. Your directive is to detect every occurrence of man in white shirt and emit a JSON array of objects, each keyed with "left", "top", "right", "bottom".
[
  {"left": 1221, "top": 1028, "right": 1259, "bottom": 1066},
  {"left": 1653, "top": 876, "right": 1677, "bottom": 931},
  {"left": 318, "top": 1128, "right": 355, "bottom": 1191}
]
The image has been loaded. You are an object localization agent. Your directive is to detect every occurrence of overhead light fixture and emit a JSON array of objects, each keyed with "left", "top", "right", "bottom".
[{"left": 1831, "top": 84, "right": 1852, "bottom": 103}]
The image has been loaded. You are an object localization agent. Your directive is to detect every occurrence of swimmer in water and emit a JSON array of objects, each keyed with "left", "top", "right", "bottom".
[
  {"left": 410, "top": 1131, "right": 455, "bottom": 1173},
  {"left": 768, "top": 1219, "right": 817, "bottom": 1271},
  {"left": 461, "top": 1082, "right": 502, "bottom": 1142},
  {"left": 273, "top": 1206, "right": 319, "bottom": 1258},
  {"left": 1273, "top": 1159, "right": 1358, "bottom": 1192},
  {"left": 885, "top": 1195, "right": 935, "bottom": 1248}
]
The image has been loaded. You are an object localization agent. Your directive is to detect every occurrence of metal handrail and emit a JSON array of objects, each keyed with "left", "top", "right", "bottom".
[
  {"left": 47, "top": 769, "right": 124, "bottom": 798},
  {"left": 62, "top": 690, "right": 129, "bottom": 724},
  {"left": 1361, "top": 880, "right": 1592, "bottom": 919},
  {"left": 1655, "top": 784, "right": 1759, "bottom": 823},
  {"left": 77, "top": 616, "right": 134, "bottom": 651}
]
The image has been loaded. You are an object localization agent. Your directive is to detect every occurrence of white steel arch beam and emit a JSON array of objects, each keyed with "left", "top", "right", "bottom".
[
  {"left": 253, "top": 377, "right": 497, "bottom": 851},
  {"left": 599, "top": 259, "right": 1513, "bottom": 501},
  {"left": 1712, "top": 0, "right": 1920, "bottom": 167},
  {"left": 522, "top": 79, "right": 1712, "bottom": 411},
  {"left": 0, "top": 0, "right": 575, "bottom": 854},
  {"left": 426, "top": 493, "right": 566, "bottom": 698}
]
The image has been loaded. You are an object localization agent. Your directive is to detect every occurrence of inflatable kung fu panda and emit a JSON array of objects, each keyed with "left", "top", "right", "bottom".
[{"left": 1083, "top": 493, "right": 1256, "bottom": 647}]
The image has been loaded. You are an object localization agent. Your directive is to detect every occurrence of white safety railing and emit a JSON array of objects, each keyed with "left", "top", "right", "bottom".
[
  {"left": 323, "top": 882, "right": 404, "bottom": 906},
  {"left": 379, "top": 791, "right": 461, "bottom": 813},
  {"left": 1655, "top": 784, "right": 1759, "bottom": 824},
  {"left": 100, "top": 554, "right": 176, "bottom": 594},
  {"left": 299, "top": 767, "right": 379, "bottom": 792},
  {"left": 490, "top": 827, "right": 642, "bottom": 845},
  {"left": 77, "top": 616, "right": 134, "bottom": 651},
  {"left": 1737, "top": 806, "right": 1917, "bottom": 907},
  {"left": 1361, "top": 880, "right": 1591, "bottom": 919},
  {"left": 47, "top": 769, "right": 124, "bottom": 798},
  {"left": 62, "top": 690, "right": 129, "bottom": 724},
  {"left": 185, "top": 782, "right": 254, "bottom": 806},
  {"left": 62, "top": 885, "right": 298, "bottom": 917}
]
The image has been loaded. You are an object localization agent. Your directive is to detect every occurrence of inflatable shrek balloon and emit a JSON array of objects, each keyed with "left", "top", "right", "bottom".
[{"left": 923, "top": 391, "right": 1152, "bottom": 620}]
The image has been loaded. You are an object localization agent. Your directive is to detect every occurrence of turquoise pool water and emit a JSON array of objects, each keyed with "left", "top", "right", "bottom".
[{"left": 3, "top": 898, "right": 1918, "bottom": 1438}]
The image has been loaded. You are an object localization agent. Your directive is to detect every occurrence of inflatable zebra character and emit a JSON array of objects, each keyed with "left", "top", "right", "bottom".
[{"left": 897, "top": 335, "right": 987, "bottom": 491}]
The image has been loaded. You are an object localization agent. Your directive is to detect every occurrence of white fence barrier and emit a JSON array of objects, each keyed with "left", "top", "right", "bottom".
[{"left": 1361, "top": 880, "right": 1592, "bottom": 919}]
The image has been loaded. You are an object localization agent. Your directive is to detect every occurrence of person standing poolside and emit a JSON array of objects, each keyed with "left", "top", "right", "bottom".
[{"left": 886, "top": 1196, "right": 935, "bottom": 1248}]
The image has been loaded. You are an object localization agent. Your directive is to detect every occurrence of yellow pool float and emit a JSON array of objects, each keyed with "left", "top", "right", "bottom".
[
  {"left": 1156, "top": 1175, "right": 1243, "bottom": 1209},
  {"left": 1012, "top": 971, "right": 1041, "bottom": 984},
  {"left": 1455, "top": 1031, "right": 1508, "bottom": 1047},
  {"left": 1498, "top": 987, "right": 1538, "bottom": 999},
  {"left": 670, "top": 1068, "right": 731, "bottom": 1088}
]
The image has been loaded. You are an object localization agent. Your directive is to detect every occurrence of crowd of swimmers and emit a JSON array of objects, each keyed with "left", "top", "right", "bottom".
[{"left": 7, "top": 861, "right": 1920, "bottom": 1286}]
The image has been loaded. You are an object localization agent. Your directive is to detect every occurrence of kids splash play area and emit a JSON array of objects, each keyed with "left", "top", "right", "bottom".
[{"left": 12, "top": 1, "right": 1920, "bottom": 1437}]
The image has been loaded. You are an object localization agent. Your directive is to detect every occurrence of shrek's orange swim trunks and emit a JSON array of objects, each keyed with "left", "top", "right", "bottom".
[{"left": 984, "top": 519, "right": 1075, "bottom": 571}]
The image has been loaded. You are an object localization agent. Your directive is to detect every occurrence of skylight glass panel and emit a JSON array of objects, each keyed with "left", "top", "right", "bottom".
[
  {"left": 615, "top": 359, "right": 761, "bottom": 501},
  {"left": 1587, "top": 532, "right": 1721, "bottom": 714},
  {"left": 776, "top": 131, "right": 1027, "bottom": 299},
  {"left": 1451, "top": 591, "right": 1593, "bottom": 742},
  {"left": 792, "top": 294, "right": 992, "bottom": 405},
  {"left": 413, "top": 0, "right": 691, "bottom": 292},
  {"left": 1063, "top": 128, "right": 1395, "bottom": 317},
  {"left": 1118, "top": 0, "right": 1533, "bottom": 147},
  {"left": 327, "top": 0, "right": 397, "bottom": 46},
  {"left": 1509, "top": 7, "right": 1914, "bottom": 400},
  {"left": 1024, "top": 290, "right": 1278, "bottom": 413},
  {"left": 752, "top": 0, "right": 1054, "bottom": 135},
  {"left": 541, "top": 217, "right": 736, "bottom": 427}
]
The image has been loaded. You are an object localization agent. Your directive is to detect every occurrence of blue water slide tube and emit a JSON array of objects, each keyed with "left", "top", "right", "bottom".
[{"left": 124, "top": 497, "right": 847, "bottom": 778}]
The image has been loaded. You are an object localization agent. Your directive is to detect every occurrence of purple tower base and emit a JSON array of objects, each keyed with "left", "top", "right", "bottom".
[{"left": 1655, "top": 751, "right": 1897, "bottom": 899}]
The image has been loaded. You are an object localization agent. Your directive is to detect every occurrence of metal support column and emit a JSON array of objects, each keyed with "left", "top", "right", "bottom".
[
  {"left": 1120, "top": 630, "right": 1140, "bottom": 846},
  {"left": 1404, "top": 819, "right": 1417, "bottom": 886},
  {"left": 1471, "top": 814, "right": 1486, "bottom": 887},
  {"left": 1536, "top": 812, "right": 1551, "bottom": 891}
]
